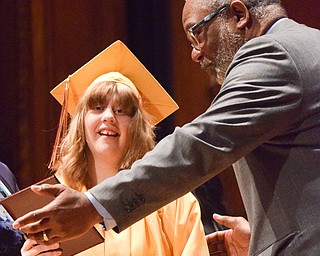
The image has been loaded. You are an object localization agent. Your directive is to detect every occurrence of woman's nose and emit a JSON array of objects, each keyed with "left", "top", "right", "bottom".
[
  {"left": 191, "top": 47, "right": 203, "bottom": 62},
  {"left": 101, "top": 108, "right": 115, "bottom": 123}
]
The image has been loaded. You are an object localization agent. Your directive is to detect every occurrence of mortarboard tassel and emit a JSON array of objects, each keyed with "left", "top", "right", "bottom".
[{"left": 48, "top": 76, "right": 70, "bottom": 170}]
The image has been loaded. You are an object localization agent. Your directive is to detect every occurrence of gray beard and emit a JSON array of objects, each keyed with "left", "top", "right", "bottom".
[{"left": 203, "top": 21, "right": 247, "bottom": 84}]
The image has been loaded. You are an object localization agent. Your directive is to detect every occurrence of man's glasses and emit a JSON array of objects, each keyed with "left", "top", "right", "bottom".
[{"left": 187, "top": 4, "right": 229, "bottom": 51}]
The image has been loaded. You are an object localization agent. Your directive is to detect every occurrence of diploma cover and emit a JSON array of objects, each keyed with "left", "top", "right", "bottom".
[{"left": 0, "top": 175, "right": 104, "bottom": 255}]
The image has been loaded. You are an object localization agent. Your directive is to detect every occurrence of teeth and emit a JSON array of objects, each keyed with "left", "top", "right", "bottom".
[{"left": 99, "top": 131, "right": 118, "bottom": 136}]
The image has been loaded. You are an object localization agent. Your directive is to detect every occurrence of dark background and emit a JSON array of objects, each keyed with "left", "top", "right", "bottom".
[{"left": 1, "top": 0, "right": 319, "bottom": 217}]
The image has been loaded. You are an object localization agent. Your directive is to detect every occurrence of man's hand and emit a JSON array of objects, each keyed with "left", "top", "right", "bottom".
[
  {"left": 13, "top": 184, "right": 103, "bottom": 245},
  {"left": 206, "top": 213, "right": 250, "bottom": 256}
]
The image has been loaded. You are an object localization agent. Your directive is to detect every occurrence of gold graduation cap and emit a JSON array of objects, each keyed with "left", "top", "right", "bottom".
[
  {"left": 50, "top": 40, "right": 178, "bottom": 124},
  {"left": 49, "top": 40, "right": 178, "bottom": 168}
]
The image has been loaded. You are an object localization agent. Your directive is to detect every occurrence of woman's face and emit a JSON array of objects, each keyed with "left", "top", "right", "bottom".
[{"left": 84, "top": 94, "right": 133, "bottom": 165}]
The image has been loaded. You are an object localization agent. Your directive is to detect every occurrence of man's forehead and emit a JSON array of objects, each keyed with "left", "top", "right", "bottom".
[
  {"left": 184, "top": 0, "right": 214, "bottom": 15},
  {"left": 185, "top": 0, "right": 214, "bottom": 8},
  {"left": 183, "top": 0, "right": 212, "bottom": 23}
]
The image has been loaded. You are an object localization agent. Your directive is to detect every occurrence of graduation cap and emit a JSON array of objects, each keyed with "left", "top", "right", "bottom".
[
  {"left": 49, "top": 40, "right": 179, "bottom": 168},
  {"left": 51, "top": 40, "right": 178, "bottom": 123}
]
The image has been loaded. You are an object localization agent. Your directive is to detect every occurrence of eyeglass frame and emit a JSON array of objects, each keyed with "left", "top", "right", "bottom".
[{"left": 187, "top": 4, "right": 229, "bottom": 50}]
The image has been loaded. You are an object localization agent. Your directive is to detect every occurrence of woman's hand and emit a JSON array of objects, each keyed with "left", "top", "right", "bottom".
[{"left": 21, "top": 239, "right": 62, "bottom": 256}]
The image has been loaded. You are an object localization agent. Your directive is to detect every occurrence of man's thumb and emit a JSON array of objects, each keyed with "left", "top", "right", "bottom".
[{"left": 31, "top": 184, "right": 63, "bottom": 197}]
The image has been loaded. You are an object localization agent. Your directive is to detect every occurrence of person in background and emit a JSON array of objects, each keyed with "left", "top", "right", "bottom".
[
  {"left": 0, "top": 162, "right": 25, "bottom": 255},
  {"left": 0, "top": 163, "right": 19, "bottom": 196},
  {"left": 21, "top": 41, "right": 209, "bottom": 256},
  {"left": 14, "top": 0, "right": 320, "bottom": 255}
]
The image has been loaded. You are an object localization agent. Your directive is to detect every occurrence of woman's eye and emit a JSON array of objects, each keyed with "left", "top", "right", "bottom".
[
  {"left": 114, "top": 108, "right": 123, "bottom": 114},
  {"left": 94, "top": 105, "right": 104, "bottom": 111}
]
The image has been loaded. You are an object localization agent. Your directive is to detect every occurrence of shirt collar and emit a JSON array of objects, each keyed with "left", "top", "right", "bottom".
[{"left": 265, "top": 17, "right": 288, "bottom": 34}]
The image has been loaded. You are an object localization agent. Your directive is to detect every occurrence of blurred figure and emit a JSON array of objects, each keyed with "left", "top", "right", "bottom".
[{"left": 0, "top": 162, "right": 25, "bottom": 255}]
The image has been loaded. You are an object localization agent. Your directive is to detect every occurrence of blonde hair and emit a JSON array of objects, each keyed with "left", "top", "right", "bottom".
[{"left": 53, "top": 80, "right": 155, "bottom": 191}]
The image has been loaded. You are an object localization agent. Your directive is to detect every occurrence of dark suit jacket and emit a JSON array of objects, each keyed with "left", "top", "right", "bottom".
[{"left": 90, "top": 19, "right": 320, "bottom": 255}]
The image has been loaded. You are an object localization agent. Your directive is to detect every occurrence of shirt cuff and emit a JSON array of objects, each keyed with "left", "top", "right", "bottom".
[{"left": 84, "top": 191, "right": 117, "bottom": 230}]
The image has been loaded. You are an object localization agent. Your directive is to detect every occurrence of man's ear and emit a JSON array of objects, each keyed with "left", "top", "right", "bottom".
[{"left": 229, "top": 0, "right": 250, "bottom": 29}]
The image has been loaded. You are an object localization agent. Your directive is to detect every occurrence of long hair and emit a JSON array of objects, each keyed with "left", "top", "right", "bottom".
[{"left": 54, "top": 81, "right": 155, "bottom": 191}]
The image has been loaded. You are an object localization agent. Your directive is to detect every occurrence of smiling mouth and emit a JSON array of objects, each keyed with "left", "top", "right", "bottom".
[{"left": 99, "top": 131, "right": 119, "bottom": 137}]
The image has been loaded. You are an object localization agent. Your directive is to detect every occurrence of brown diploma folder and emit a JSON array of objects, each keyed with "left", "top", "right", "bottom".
[{"left": 0, "top": 175, "right": 104, "bottom": 255}]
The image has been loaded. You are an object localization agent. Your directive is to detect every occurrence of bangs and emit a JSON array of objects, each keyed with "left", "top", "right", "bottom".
[{"left": 85, "top": 81, "right": 139, "bottom": 115}]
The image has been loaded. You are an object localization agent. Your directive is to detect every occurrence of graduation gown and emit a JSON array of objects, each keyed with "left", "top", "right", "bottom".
[{"left": 77, "top": 192, "right": 208, "bottom": 256}]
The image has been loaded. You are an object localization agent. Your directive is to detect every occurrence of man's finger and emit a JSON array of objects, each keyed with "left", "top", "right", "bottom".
[
  {"left": 18, "top": 217, "right": 52, "bottom": 235},
  {"left": 31, "top": 184, "right": 65, "bottom": 197},
  {"left": 13, "top": 184, "right": 66, "bottom": 229},
  {"left": 213, "top": 213, "right": 245, "bottom": 229},
  {"left": 206, "top": 230, "right": 227, "bottom": 244},
  {"left": 206, "top": 238, "right": 227, "bottom": 255},
  {"left": 13, "top": 203, "right": 56, "bottom": 230},
  {"left": 26, "top": 230, "right": 61, "bottom": 246},
  {"left": 13, "top": 211, "right": 43, "bottom": 230}
]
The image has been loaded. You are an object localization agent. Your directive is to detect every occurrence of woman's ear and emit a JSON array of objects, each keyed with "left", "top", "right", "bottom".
[{"left": 229, "top": 0, "right": 250, "bottom": 30}]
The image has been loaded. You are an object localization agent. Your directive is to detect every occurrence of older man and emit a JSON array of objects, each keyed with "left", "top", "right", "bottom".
[{"left": 14, "top": 1, "right": 320, "bottom": 255}]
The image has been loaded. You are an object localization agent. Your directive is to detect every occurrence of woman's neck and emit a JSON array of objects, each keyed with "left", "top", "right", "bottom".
[{"left": 88, "top": 154, "right": 120, "bottom": 187}]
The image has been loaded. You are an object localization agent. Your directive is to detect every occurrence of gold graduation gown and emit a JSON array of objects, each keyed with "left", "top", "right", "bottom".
[{"left": 76, "top": 192, "right": 209, "bottom": 255}]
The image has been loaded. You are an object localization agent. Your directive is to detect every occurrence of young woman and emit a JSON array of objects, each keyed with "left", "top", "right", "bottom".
[{"left": 21, "top": 71, "right": 209, "bottom": 255}]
